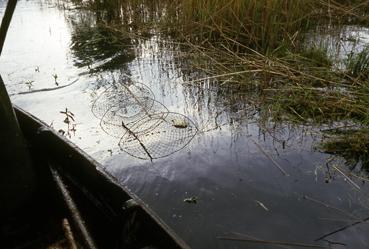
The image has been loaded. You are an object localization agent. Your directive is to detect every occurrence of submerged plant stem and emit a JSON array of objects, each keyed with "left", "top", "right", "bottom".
[
  {"left": 251, "top": 139, "right": 289, "bottom": 176},
  {"left": 217, "top": 236, "right": 329, "bottom": 248}
]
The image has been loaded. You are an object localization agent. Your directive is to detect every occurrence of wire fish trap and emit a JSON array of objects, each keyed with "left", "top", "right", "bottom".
[
  {"left": 91, "top": 82, "right": 154, "bottom": 119},
  {"left": 118, "top": 112, "right": 198, "bottom": 160},
  {"left": 99, "top": 98, "right": 169, "bottom": 138}
]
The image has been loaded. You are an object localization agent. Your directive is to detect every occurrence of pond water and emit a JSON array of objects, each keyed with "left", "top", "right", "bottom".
[{"left": 1, "top": 0, "right": 369, "bottom": 248}]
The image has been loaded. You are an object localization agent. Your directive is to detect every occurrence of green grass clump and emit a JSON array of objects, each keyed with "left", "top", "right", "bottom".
[
  {"left": 320, "top": 129, "right": 369, "bottom": 172},
  {"left": 179, "top": 0, "right": 314, "bottom": 51},
  {"left": 299, "top": 47, "right": 333, "bottom": 68},
  {"left": 346, "top": 47, "right": 369, "bottom": 80}
]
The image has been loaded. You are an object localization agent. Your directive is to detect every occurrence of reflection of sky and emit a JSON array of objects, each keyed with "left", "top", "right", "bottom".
[
  {"left": 306, "top": 25, "right": 369, "bottom": 68},
  {"left": 1, "top": 1, "right": 369, "bottom": 248},
  {"left": 0, "top": 0, "right": 81, "bottom": 93},
  {"left": 108, "top": 127, "right": 369, "bottom": 248}
]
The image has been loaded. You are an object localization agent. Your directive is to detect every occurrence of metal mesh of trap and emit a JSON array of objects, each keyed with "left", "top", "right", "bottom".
[
  {"left": 91, "top": 83, "right": 154, "bottom": 119},
  {"left": 92, "top": 81, "right": 198, "bottom": 160},
  {"left": 118, "top": 112, "right": 197, "bottom": 160},
  {"left": 99, "top": 99, "right": 169, "bottom": 138}
]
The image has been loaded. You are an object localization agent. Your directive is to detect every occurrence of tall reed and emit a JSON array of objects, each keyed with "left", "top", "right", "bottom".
[
  {"left": 173, "top": 0, "right": 369, "bottom": 51},
  {"left": 178, "top": 0, "right": 316, "bottom": 51}
]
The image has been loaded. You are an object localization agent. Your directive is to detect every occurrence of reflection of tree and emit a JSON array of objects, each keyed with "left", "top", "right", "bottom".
[
  {"left": 70, "top": 22, "right": 135, "bottom": 72},
  {"left": 65, "top": 0, "right": 369, "bottom": 177},
  {"left": 73, "top": 0, "right": 173, "bottom": 26},
  {"left": 67, "top": 0, "right": 176, "bottom": 72},
  {"left": 66, "top": 0, "right": 143, "bottom": 72}
]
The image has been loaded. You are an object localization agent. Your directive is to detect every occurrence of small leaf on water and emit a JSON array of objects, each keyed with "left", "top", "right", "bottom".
[
  {"left": 184, "top": 196, "right": 198, "bottom": 204},
  {"left": 172, "top": 119, "right": 188, "bottom": 129}
]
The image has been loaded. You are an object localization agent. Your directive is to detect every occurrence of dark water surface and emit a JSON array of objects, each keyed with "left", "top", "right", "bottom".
[{"left": 1, "top": 1, "right": 369, "bottom": 248}]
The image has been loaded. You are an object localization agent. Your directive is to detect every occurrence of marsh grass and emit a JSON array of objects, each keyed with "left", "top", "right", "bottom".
[
  {"left": 175, "top": 0, "right": 369, "bottom": 51},
  {"left": 320, "top": 128, "right": 369, "bottom": 172},
  {"left": 346, "top": 46, "right": 369, "bottom": 80},
  {"left": 63, "top": 0, "right": 369, "bottom": 172},
  {"left": 179, "top": 0, "right": 312, "bottom": 51}
]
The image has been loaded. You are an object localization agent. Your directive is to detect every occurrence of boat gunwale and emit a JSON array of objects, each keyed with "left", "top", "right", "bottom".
[{"left": 14, "top": 105, "right": 191, "bottom": 249}]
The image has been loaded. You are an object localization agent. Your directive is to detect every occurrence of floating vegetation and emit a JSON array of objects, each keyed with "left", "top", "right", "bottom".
[
  {"left": 52, "top": 73, "right": 58, "bottom": 86},
  {"left": 320, "top": 128, "right": 369, "bottom": 173},
  {"left": 24, "top": 80, "right": 34, "bottom": 90},
  {"left": 60, "top": 108, "right": 77, "bottom": 138}
]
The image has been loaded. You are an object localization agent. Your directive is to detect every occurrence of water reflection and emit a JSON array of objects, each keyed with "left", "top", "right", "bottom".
[
  {"left": 68, "top": 6, "right": 136, "bottom": 71},
  {"left": 1, "top": 0, "right": 369, "bottom": 248},
  {"left": 306, "top": 25, "right": 369, "bottom": 68}
]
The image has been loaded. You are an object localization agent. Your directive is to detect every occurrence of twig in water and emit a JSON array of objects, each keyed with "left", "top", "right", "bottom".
[
  {"left": 315, "top": 216, "right": 369, "bottom": 241},
  {"left": 251, "top": 139, "right": 289, "bottom": 176},
  {"left": 322, "top": 239, "right": 346, "bottom": 247},
  {"left": 255, "top": 200, "right": 269, "bottom": 211},
  {"left": 303, "top": 195, "right": 358, "bottom": 220},
  {"left": 331, "top": 165, "right": 361, "bottom": 190},
  {"left": 217, "top": 236, "right": 329, "bottom": 248},
  {"left": 349, "top": 172, "right": 369, "bottom": 183},
  {"left": 225, "top": 232, "right": 292, "bottom": 249},
  {"left": 121, "top": 121, "right": 153, "bottom": 161},
  {"left": 181, "top": 69, "right": 262, "bottom": 86}
]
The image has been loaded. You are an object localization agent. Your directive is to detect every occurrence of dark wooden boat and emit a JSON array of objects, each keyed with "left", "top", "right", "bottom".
[
  {"left": 1, "top": 106, "right": 190, "bottom": 249},
  {"left": 0, "top": 0, "right": 189, "bottom": 248}
]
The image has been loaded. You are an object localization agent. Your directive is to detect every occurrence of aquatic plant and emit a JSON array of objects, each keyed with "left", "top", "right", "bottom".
[
  {"left": 60, "top": 108, "right": 77, "bottom": 137},
  {"left": 320, "top": 128, "right": 369, "bottom": 173},
  {"left": 346, "top": 46, "right": 369, "bottom": 80},
  {"left": 173, "top": 0, "right": 369, "bottom": 51}
]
